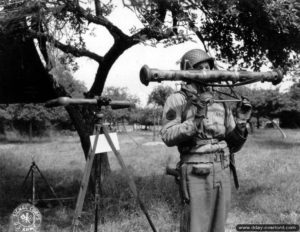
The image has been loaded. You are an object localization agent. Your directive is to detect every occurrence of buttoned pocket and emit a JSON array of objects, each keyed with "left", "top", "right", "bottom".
[
  {"left": 192, "top": 163, "right": 212, "bottom": 176},
  {"left": 187, "top": 162, "right": 214, "bottom": 191}
]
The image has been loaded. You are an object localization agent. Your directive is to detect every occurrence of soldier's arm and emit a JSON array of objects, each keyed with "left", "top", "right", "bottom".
[
  {"left": 225, "top": 108, "right": 248, "bottom": 153},
  {"left": 160, "top": 93, "right": 197, "bottom": 147}
]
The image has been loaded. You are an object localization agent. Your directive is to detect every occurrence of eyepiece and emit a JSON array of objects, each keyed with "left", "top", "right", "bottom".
[
  {"left": 140, "top": 65, "right": 150, "bottom": 86},
  {"left": 272, "top": 69, "right": 284, "bottom": 85}
]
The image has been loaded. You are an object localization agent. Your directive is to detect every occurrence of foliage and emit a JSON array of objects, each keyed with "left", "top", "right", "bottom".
[
  {"left": 232, "top": 83, "right": 300, "bottom": 128},
  {"left": 129, "top": 107, "right": 162, "bottom": 128},
  {"left": 199, "top": 0, "right": 300, "bottom": 70},
  {"left": 102, "top": 86, "right": 140, "bottom": 104},
  {"left": 126, "top": 0, "right": 300, "bottom": 72},
  {"left": 0, "top": 65, "right": 87, "bottom": 134},
  {"left": 0, "top": 107, "right": 12, "bottom": 134},
  {"left": 0, "top": 104, "right": 67, "bottom": 135},
  {"left": 0, "top": 107, "right": 12, "bottom": 121},
  {"left": 147, "top": 85, "right": 174, "bottom": 107},
  {"left": 52, "top": 66, "right": 87, "bottom": 98},
  {"left": 278, "top": 81, "right": 300, "bottom": 127},
  {"left": 102, "top": 86, "right": 140, "bottom": 125}
]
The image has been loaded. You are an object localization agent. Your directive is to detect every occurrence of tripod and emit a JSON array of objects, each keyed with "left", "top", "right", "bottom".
[
  {"left": 72, "top": 113, "right": 157, "bottom": 232},
  {"left": 21, "top": 159, "right": 63, "bottom": 207},
  {"left": 44, "top": 96, "right": 156, "bottom": 232}
]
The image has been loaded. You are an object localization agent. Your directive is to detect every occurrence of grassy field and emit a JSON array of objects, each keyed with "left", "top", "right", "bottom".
[{"left": 0, "top": 129, "right": 299, "bottom": 231}]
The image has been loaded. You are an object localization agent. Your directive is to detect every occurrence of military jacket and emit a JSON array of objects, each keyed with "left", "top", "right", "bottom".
[{"left": 160, "top": 85, "right": 239, "bottom": 156}]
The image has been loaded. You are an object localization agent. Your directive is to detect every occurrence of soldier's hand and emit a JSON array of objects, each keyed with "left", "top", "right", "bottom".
[
  {"left": 236, "top": 97, "right": 252, "bottom": 128},
  {"left": 191, "top": 91, "right": 213, "bottom": 107},
  {"left": 191, "top": 92, "right": 213, "bottom": 127}
]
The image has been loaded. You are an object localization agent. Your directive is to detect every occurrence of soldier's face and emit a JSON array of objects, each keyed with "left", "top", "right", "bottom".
[
  {"left": 193, "top": 62, "right": 211, "bottom": 71},
  {"left": 193, "top": 61, "right": 212, "bottom": 92}
]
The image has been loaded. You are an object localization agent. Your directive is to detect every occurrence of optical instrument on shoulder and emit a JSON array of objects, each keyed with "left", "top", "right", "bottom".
[{"left": 140, "top": 65, "right": 283, "bottom": 87}]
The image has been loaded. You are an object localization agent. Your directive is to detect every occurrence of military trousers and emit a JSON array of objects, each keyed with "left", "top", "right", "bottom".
[{"left": 179, "top": 155, "right": 231, "bottom": 232}]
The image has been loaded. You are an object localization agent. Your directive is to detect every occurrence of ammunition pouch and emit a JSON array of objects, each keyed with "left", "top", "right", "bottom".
[{"left": 191, "top": 163, "right": 211, "bottom": 176}]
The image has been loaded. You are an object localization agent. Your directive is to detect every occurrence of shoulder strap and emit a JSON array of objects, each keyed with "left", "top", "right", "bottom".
[{"left": 223, "top": 102, "right": 228, "bottom": 127}]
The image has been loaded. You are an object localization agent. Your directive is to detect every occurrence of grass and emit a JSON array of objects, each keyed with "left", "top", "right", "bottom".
[{"left": 0, "top": 129, "right": 299, "bottom": 231}]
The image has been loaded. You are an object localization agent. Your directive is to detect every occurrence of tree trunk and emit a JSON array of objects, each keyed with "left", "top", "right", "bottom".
[
  {"left": 0, "top": 121, "right": 4, "bottom": 135},
  {"left": 152, "top": 113, "right": 156, "bottom": 141},
  {"left": 256, "top": 116, "right": 261, "bottom": 129},
  {"left": 29, "top": 120, "right": 32, "bottom": 142}
]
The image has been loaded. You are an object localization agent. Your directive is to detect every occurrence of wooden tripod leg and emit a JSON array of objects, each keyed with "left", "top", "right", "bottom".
[
  {"left": 94, "top": 154, "right": 101, "bottom": 232},
  {"left": 102, "top": 126, "right": 157, "bottom": 232},
  {"left": 72, "top": 131, "right": 100, "bottom": 232}
]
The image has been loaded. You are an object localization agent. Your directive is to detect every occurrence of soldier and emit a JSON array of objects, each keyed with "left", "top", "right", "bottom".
[{"left": 160, "top": 49, "right": 252, "bottom": 232}]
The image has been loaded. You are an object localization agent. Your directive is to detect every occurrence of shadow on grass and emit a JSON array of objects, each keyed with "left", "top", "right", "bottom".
[{"left": 0, "top": 160, "right": 180, "bottom": 230}]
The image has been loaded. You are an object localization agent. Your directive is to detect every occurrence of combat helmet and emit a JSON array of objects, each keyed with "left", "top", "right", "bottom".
[{"left": 180, "top": 49, "right": 214, "bottom": 70}]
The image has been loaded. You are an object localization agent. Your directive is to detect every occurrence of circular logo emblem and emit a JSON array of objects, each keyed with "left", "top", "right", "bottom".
[{"left": 11, "top": 203, "right": 42, "bottom": 232}]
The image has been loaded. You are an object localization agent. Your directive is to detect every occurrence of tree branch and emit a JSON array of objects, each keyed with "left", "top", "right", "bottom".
[
  {"left": 27, "top": 29, "right": 103, "bottom": 62},
  {"left": 67, "top": 3, "right": 130, "bottom": 41},
  {"left": 89, "top": 40, "right": 133, "bottom": 96},
  {"left": 188, "top": 21, "right": 209, "bottom": 52},
  {"left": 94, "top": 0, "right": 101, "bottom": 16},
  {"left": 130, "top": 27, "right": 171, "bottom": 43}
]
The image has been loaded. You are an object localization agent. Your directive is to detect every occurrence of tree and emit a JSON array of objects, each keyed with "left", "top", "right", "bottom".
[
  {"left": 147, "top": 85, "right": 174, "bottom": 107},
  {"left": 233, "top": 84, "right": 300, "bottom": 128},
  {"left": 102, "top": 86, "right": 140, "bottom": 127},
  {"left": 102, "top": 86, "right": 140, "bottom": 104},
  {"left": 125, "top": 0, "right": 300, "bottom": 70},
  {"left": 0, "top": 107, "right": 12, "bottom": 135},
  {"left": 0, "top": 64, "right": 87, "bottom": 136},
  {"left": 1, "top": 0, "right": 299, "bottom": 173},
  {"left": 53, "top": 64, "right": 88, "bottom": 98},
  {"left": 130, "top": 107, "right": 163, "bottom": 130},
  {"left": 147, "top": 85, "right": 173, "bottom": 139},
  {"left": 277, "top": 81, "right": 300, "bottom": 128}
]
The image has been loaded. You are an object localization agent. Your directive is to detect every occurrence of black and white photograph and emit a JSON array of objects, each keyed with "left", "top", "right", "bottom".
[{"left": 0, "top": 0, "right": 299, "bottom": 231}]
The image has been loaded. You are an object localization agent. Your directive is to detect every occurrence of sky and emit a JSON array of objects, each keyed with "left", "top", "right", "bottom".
[{"left": 73, "top": 2, "right": 292, "bottom": 107}]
